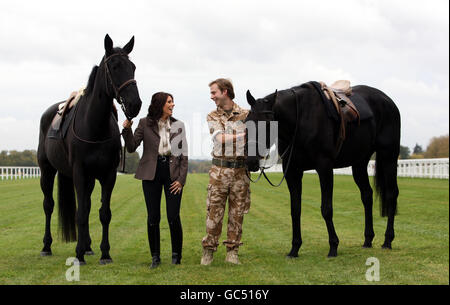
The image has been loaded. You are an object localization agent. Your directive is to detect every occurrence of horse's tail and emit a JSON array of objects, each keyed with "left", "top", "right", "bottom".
[
  {"left": 374, "top": 154, "right": 387, "bottom": 217},
  {"left": 57, "top": 173, "right": 77, "bottom": 242},
  {"left": 374, "top": 150, "right": 399, "bottom": 218}
]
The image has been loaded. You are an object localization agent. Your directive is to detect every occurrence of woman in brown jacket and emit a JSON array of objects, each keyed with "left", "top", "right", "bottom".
[{"left": 122, "top": 92, "right": 188, "bottom": 268}]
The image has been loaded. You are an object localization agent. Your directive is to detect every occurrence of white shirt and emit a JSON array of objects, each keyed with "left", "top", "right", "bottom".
[{"left": 158, "top": 118, "right": 171, "bottom": 155}]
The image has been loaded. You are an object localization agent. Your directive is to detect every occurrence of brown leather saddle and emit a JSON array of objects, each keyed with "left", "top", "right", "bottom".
[{"left": 319, "top": 80, "right": 360, "bottom": 153}]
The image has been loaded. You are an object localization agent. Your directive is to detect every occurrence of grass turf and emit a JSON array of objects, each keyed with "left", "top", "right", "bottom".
[{"left": 0, "top": 173, "right": 448, "bottom": 284}]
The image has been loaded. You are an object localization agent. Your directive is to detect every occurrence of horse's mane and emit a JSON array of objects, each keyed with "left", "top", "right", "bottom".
[
  {"left": 85, "top": 65, "right": 98, "bottom": 96},
  {"left": 84, "top": 48, "right": 129, "bottom": 96}
]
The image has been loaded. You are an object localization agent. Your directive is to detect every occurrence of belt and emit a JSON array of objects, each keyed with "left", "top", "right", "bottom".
[
  {"left": 157, "top": 155, "right": 171, "bottom": 162},
  {"left": 212, "top": 158, "right": 246, "bottom": 169}
]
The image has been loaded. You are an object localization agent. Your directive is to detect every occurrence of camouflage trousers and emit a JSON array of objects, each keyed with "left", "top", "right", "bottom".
[{"left": 201, "top": 165, "right": 251, "bottom": 252}]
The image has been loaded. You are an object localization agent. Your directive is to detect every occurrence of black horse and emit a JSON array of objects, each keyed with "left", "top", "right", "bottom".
[
  {"left": 245, "top": 82, "right": 400, "bottom": 258},
  {"left": 37, "top": 35, "right": 142, "bottom": 265}
]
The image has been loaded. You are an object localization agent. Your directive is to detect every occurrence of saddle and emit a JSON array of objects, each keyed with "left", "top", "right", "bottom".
[
  {"left": 48, "top": 88, "right": 85, "bottom": 139},
  {"left": 319, "top": 80, "right": 360, "bottom": 125},
  {"left": 318, "top": 80, "right": 360, "bottom": 153}
]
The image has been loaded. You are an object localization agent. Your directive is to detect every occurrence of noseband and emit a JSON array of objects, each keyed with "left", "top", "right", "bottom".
[
  {"left": 103, "top": 53, "right": 136, "bottom": 121},
  {"left": 246, "top": 109, "right": 275, "bottom": 158}
]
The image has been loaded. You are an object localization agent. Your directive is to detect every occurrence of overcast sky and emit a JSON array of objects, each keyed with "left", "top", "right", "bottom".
[{"left": 0, "top": 0, "right": 448, "bottom": 159}]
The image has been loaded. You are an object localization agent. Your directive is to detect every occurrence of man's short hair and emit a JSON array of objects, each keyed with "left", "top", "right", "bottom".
[{"left": 209, "top": 78, "right": 235, "bottom": 100}]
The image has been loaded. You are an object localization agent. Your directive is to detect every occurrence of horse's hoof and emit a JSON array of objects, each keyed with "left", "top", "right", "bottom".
[
  {"left": 286, "top": 252, "right": 298, "bottom": 259},
  {"left": 381, "top": 244, "right": 392, "bottom": 250},
  {"left": 287, "top": 246, "right": 300, "bottom": 258},
  {"left": 327, "top": 250, "right": 338, "bottom": 257},
  {"left": 40, "top": 251, "right": 52, "bottom": 256},
  {"left": 362, "top": 243, "right": 373, "bottom": 248},
  {"left": 99, "top": 258, "right": 113, "bottom": 265},
  {"left": 85, "top": 251, "right": 95, "bottom": 256}
]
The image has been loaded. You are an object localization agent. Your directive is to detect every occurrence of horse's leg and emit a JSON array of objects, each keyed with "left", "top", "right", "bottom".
[
  {"left": 352, "top": 162, "right": 375, "bottom": 248},
  {"left": 98, "top": 170, "right": 116, "bottom": 265},
  {"left": 73, "top": 171, "right": 95, "bottom": 265},
  {"left": 285, "top": 169, "right": 303, "bottom": 258},
  {"left": 317, "top": 161, "right": 339, "bottom": 257},
  {"left": 379, "top": 156, "right": 399, "bottom": 249},
  {"left": 39, "top": 162, "right": 57, "bottom": 256},
  {"left": 85, "top": 236, "right": 94, "bottom": 255}
]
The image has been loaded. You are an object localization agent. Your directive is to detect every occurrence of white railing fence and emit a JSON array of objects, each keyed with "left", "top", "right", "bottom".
[
  {"left": 263, "top": 158, "right": 449, "bottom": 179},
  {"left": 0, "top": 166, "right": 41, "bottom": 180},
  {"left": 1, "top": 158, "right": 449, "bottom": 180}
]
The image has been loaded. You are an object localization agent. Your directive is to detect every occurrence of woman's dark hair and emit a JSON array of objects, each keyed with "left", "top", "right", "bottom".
[{"left": 147, "top": 92, "right": 173, "bottom": 124}]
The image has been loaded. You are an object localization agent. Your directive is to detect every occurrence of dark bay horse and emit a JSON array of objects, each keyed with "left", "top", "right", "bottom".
[
  {"left": 245, "top": 82, "right": 400, "bottom": 258},
  {"left": 37, "top": 34, "right": 142, "bottom": 264}
]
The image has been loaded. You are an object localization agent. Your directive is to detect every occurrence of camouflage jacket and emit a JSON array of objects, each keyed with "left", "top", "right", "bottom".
[{"left": 207, "top": 102, "right": 249, "bottom": 160}]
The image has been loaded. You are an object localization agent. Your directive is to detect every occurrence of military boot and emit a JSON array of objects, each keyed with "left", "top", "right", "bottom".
[
  {"left": 200, "top": 248, "right": 214, "bottom": 265},
  {"left": 225, "top": 248, "right": 240, "bottom": 265}
]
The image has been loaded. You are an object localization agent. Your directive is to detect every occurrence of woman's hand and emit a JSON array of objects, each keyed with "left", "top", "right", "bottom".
[
  {"left": 169, "top": 181, "right": 183, "bottom": 195},
  {"left": 123, "top": 120, "right": 133, "bottom": 129}
]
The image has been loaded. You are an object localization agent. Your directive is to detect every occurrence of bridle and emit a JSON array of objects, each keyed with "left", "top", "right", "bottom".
[
  {"left": 103, "top": 52, "right": 137, "bottom": 121},
  {"left": 72, "top": 52, "right": 137, "bottom": 143},
  {"left": 246, "top": 89, "right": 300, "bottom": 187},
  {"left": 246, "top": 108, "right": 275, "bottom": 160},
  {"left": 70, "top": 51, "right": 138, "bottom": 173}
]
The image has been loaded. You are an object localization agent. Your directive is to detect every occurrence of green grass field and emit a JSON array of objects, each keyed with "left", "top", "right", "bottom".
[{"left": 0, "top": 173, "right": 448, "bottom": 285}]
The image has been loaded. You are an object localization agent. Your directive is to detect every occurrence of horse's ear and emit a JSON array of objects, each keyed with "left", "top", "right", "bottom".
[
  {"left": 246, "top": 90, "right": 256, "bottom": 106},
  {"left": 104, "top": 34, "right": 113, "bottom": 57},
  {"left": 123, "top": 36, "right": 135, "bottom": 54}
]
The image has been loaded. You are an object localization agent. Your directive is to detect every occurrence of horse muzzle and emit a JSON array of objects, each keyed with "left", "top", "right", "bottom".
[{"left": 246, "top": 156, "right": 260, "bottom": 172}]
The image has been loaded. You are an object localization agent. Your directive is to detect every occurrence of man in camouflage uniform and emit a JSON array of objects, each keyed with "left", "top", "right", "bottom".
[{"left": 201, "top": 78, "right": 251, "bottom": 265}]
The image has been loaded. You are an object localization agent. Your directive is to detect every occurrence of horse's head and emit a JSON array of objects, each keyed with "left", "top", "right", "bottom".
[
  {"left": 103, "top": 34, "right": 142, "bottom": 119},
  {"left": 244, "top": 89, "right": 277, "bottom": 172}
]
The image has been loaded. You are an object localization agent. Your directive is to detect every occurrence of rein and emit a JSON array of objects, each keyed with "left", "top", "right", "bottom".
[
  {"left": 247, "top": 88, "right": 300, "bottom": 187},
  {"left": 71, "top": 100, "right": 118, "bottom": 144},
  {"left": 104, "top": 52, "right": 137, "bottom": 172}
]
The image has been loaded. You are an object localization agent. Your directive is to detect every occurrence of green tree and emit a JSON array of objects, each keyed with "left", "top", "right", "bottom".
[
  {"left": 413, "top": 143, "right": 423, "bottom": 154},
  {"left": 399, "top": 145, "right": 410, "bottom": 159},
  {"left": 0, "top": 151, "right": 8, "bottom": 165}
]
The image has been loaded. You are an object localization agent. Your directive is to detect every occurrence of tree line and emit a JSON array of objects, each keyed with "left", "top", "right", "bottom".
[
  {"left": 0, "top": 150, "right": 38, "bottom": 166},
  {"left": 0, "top": 149, "right": 213, "bottom": 174},
  {"left": 399, "top": 134, "right": 449, "bottom": 159}
]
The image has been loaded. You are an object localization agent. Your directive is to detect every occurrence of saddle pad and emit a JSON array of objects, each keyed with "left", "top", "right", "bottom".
[
  {"left": 347, "top": 91, "right": 373, "bottom": 121},
  {"left": 47, "top": 104, "right": 76, "bottom": 140},
  {"left": 310, "top": 81, "right": 340, "bottom": 121}
]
